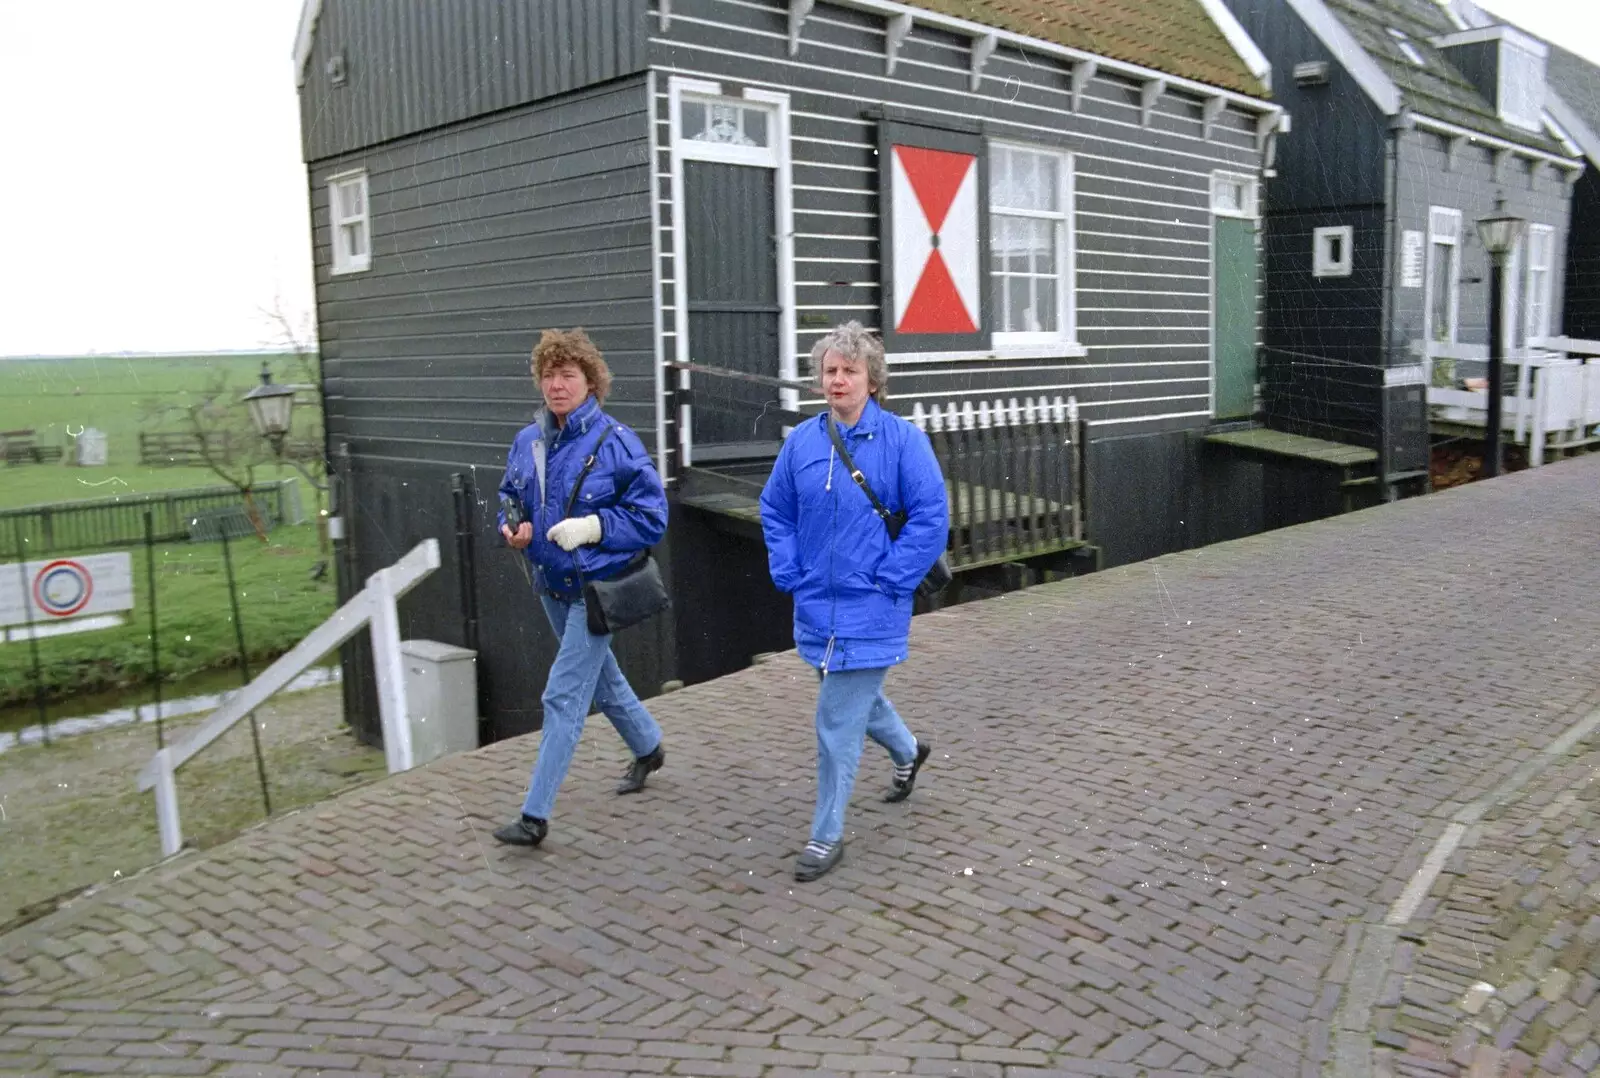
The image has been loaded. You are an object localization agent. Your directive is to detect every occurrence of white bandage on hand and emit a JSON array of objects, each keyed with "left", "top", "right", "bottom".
[{"left": 547, "top": 514, "right": 602, "bottom": 551}]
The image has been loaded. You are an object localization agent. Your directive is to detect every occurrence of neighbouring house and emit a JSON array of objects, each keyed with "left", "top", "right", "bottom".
[
  {"left": 1220, "top": 0, "right": 1586, "bottom": 494},
  {"left": 294, "top": 0, "right": 1292, "bottom": 743}
]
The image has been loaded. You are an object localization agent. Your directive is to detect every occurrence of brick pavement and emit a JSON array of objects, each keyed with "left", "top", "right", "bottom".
[{"left": 1, "top": 454, "right": 1598, "bottom": 1077}]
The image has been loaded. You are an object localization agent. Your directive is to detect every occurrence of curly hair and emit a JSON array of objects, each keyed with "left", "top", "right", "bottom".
[
  {"left": 810, "top": 320, "right": 888, "bottom": 401},
  {"left": 530, "top": 327, "right": 612, "bottom": 403}
]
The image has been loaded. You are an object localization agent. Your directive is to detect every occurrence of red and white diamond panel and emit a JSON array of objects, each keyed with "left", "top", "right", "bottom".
[{"left": 891, "top": 145, "right": 980, "bottom": 335}]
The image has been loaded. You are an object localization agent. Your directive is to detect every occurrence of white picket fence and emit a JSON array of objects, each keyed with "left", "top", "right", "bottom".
[
  {"left": 908, "top": 394, "right": 1079, "bottom": 433},
  {"left": 135, "top": 538, "right": 441, "bottom": 857},
  {"left": 1424, "top": 337, "right": 1600, "bottom": 466}
]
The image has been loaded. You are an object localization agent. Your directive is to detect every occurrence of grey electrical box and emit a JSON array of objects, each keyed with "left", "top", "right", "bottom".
[{"left": 400, "top": 639, "right": 479, "bottom": 765}]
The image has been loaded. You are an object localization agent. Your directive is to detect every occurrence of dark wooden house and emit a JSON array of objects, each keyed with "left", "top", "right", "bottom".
[
  {"left": 1220, "top": 0, "right": 1585, "bottom": 495},
  {"left": 294, "top": 0, "right": 1293, "bottom": 742}
]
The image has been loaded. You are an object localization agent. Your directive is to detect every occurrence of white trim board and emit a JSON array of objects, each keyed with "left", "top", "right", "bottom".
[
  {"left": 293, "top": 0, "right": 323, "bottom": 88},
  {"left": 1195, "top": 0, "right": 1273, "bottom": 91}
]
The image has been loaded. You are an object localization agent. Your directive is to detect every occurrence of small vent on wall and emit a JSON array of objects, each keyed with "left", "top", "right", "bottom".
[
  {"left": 326, "top": 51, "right": 348, "bottom": 87},
  {"left": 1293, "top": 61, "right": 1330, "bottom": 86}
]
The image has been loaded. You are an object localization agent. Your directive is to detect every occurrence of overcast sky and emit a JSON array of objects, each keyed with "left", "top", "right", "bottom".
[{"left": 0, "top": 0, "right": 1595, "bottom": 357}]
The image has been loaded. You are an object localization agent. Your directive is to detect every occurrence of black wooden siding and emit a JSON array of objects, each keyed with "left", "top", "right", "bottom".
[
  {"left": 300, "top": 0, "right": 650, "bottom": 161},
  {"left": 1563, "top": 169, "right": 1600, "bottom": 339},
  {"left": 1260, "top": 206, "right": 1386, "bottom": 447},
  {"left": 1221, "top": 0, "right": 1387, "bottom": 211},
  {"left": 309, "top": 76, "right": 659, "bottom": 465},
  {"left": 649, "top": 0, "right": 1268, "bottom": 449}
]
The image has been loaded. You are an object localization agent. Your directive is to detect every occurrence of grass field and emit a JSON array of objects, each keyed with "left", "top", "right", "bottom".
[
  {"left": 0, "top": 355, "right": 335, "bottom": 710},
  {"left": 0, "top": 353, "right": 309, "bottom": 509}
]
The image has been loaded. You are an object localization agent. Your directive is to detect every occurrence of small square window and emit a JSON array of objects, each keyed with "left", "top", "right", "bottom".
[
  {"left": 1313, "top": 225, "right": 1353, "bottom": 278},
  {"left": 329, "top": 170, "right": 371, "bottom": 275}
]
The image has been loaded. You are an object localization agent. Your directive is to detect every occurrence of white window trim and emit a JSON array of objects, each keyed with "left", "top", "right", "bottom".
[
  {"left": 1425, "top": 206, "right": 1462, "bottom": 351},
  {"left": 1312, "top": 225, "right": 1353, "bottom": 278},
  {"left": 989, "top": 140, "right": 1077, "bottom": 350},
  {"left": 1524, "top": 222, "right": 1554, "bottom": 345},
  {"left": 327, "top": 168, "right": 371, "bottom": 276},
  {"left": 666, "top": 77, "right": 795, "bottom": 461},
  {"left": 1210, "top": 171, "right": 1258, "bottom": 219}
]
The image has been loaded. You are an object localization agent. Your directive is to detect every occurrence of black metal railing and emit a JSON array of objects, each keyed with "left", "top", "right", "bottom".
[{"left": 0, "top": 479, "right": 303, "bottom": 555}]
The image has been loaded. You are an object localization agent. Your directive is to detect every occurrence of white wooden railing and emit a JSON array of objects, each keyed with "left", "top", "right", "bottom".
[
  {"left": 1420, "top": 338, "right": 1600, "bottom": 466},
  {"left": 136, "top": 538, "right": 441, "bottom": 857}
]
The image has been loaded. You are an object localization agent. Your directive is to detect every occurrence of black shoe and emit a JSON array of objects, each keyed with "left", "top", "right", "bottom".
[
  {"left": 616, "top": 745, "right": 665, "bottom": 795},
  {"left": 884, "top": 739, "right": 932, "bottom": 803},
  {"left": 492, "top": 814, "right": 548, "bottom": 847},
  {"left": 794, "top": 840, "right": 844, "bottom": 882}
]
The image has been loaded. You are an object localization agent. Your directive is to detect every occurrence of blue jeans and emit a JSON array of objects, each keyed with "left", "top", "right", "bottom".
[
  {"left": 520, "top": 593, "right": 662, "bottom": 820},
  {"left": 811, "top": 666, "right": 918, "bottom": 845}
]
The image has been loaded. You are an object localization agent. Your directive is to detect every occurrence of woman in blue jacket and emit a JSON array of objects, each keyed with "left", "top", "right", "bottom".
[
  {"left": 491, "top": 328, "right": 669, "bottom": 850},
  {"left": 760, "top": 321, "right": 950, "bottom": 881}
]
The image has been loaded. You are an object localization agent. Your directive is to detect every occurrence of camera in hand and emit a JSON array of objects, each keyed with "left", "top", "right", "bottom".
[{"left": 501, "top": 495, "right": 528, "bottom": 531}]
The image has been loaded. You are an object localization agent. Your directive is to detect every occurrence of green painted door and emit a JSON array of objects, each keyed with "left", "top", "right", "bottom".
[{"left": 1213, "top": 216, "right": 1257, "bottom": 419}]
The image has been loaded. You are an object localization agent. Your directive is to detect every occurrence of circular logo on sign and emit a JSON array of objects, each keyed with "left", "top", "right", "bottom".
[{"left": 33, "top": 560, "right": 94, "bottom": 618}]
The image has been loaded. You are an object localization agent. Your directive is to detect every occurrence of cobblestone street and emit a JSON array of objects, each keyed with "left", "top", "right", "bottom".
[{"left": 2, "top": 456, "right": 1597, "bottom": 1077}]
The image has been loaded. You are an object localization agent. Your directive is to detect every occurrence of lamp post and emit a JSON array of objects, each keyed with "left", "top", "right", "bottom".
[
  {"left": 1475, "top": 199, "right": 1526, "bottom": 478},
  {"left": 241, "top": 364, "right": 297, "bottom": 459}
]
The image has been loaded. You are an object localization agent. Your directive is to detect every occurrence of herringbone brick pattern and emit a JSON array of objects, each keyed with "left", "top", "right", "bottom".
[{"left": 2, "top": 456, "right": 1598, "bottom": 1076}]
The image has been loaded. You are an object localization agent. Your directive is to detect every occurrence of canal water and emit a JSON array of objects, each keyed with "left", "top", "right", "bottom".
[{"left": 0, "top": 663, "right": 342, "bottom": 754}]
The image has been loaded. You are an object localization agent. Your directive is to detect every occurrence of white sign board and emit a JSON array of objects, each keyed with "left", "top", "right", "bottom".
[
  {"left": 0, "top": 552, "right": 134, "bottom": 628},
  {"left": 1401, "top": 230, "right": 1425, "bottom": 289}
]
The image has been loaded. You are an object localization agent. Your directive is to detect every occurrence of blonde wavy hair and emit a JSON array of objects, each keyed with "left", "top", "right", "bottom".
[{"left": 530, "top": 327, "right": 612, "bottom": 403}]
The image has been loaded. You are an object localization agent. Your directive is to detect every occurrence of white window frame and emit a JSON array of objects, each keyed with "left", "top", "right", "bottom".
[
  {"left": 1312, "top": 225, "right": 1353, "bottom": 278},
  {"left": 1425, "top": 206, "right": 1462, "bottom": 350},
  {"left": 666, "top": 77, "right": 795, "bottom": 459},
  {"left": 988, "top": 141, "right": 1076, "bottom": 349},
  {"left": 1524, "top": 223, "right": 1554, "bottom": 345},
  {"left": 1210, "top": 171, "right": 1258, "bottom": 219},
  {"left": 328, "top": 169, "right": 371, "bottom": 276}
]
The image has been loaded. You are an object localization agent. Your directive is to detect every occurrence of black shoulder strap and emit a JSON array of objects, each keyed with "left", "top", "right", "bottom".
[
  {"left": 564, "top": 423, "right": 616, "bottom": 518},
  {"left": 823, "top": 415, "right": 894, "bottom": 525}
]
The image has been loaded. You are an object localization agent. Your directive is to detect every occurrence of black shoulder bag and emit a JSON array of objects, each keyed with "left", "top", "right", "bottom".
[
  {"left": 565, "top": 424, "right": 672, "bottom": 636},
  {"left": 824, "top": 417, "right": 953, "bottom": 598}
]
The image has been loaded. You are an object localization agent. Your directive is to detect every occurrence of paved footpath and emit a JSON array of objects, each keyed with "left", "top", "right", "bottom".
[{"left": 2, "top": 456, "right": 1598, "bottom": 1078}]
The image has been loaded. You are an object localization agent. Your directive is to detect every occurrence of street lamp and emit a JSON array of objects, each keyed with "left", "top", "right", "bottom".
[
  {"left": 1475, "top": 199, "right": 1526, "bottom": 478},
  {"left": 240, "top": 363, "right": 326, "bottom": 491},
  {"left": 241, "top": 364, "right": 296, "bottom": 456}
]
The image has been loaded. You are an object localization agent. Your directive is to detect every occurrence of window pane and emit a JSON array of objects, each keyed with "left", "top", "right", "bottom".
[
  {"left": 993, "top": 149, "right": 1056, "bottom": 212},
  {"left": 1007, "top": 274, "right": 1029, "bottom": 332},
  {"left": 336, "top": 180, "right": 364, "bottom": 220},
  {"left": 1023, "top": 217, "right": 1054, "bottom": 275},
  {"left": 1034, "top": 275, "right": 1058, "bottom": 332},
  {"left": 681, "top": 102, "right": 706, "bottom": 140},
  {"left": 742, "top": 108, "right": 767, "bottom": 147},
  {"left": 1214, "top": 178, "right": 1241, "bottom": 214},
  {"left": 1430, "top": 244, "right": 1453, "bottom": 341},
  {"left": 686, "top": 101, "right": 763, "bottom": 146}
]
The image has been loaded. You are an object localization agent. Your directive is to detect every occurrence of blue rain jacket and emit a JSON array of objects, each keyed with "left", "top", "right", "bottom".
[
  {"left": 497, "top": 396, "right": 667, "bottom": 601},
  {"left": 759, "top": 398, "right": 949, "bottom": 671}
]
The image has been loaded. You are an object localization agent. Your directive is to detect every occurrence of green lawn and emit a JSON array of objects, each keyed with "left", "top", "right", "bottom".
[
  {"left": 0, "top": 523, "right": 336, "bottom": 711},
  {"left": 0, "top": 353, "right": 311, "bottom": 510}
]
